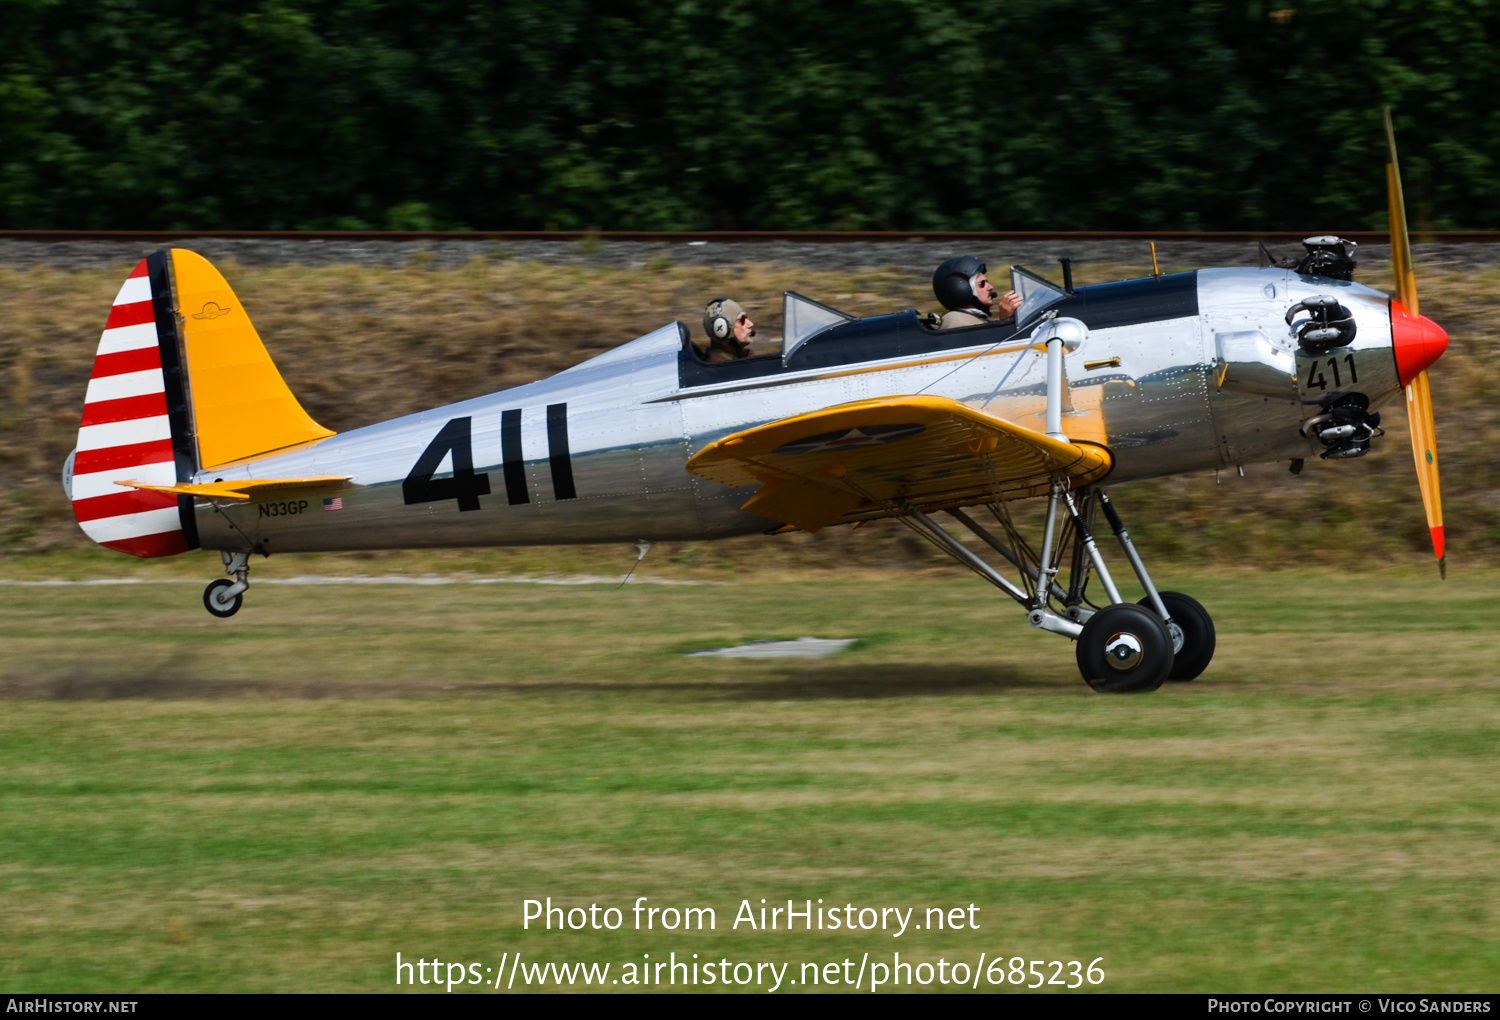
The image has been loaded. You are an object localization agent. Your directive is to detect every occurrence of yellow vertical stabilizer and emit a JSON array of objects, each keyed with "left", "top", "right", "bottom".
[{"left": 171, "top": 249, "right": 335, "bottom": 468}]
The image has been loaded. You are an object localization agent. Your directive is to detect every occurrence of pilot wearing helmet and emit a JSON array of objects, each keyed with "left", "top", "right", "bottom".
[
  {"left": 699, "top": 297, "right": 757, "bottom": 361},
  {"left": 933, "top": 255, "right": 1023, "bottom": 329}
]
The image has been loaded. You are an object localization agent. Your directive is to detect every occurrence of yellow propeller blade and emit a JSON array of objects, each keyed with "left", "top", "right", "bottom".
[
  {"left": 1385, "top": 108, "right": 1445, "bottom": 576},
  {"left": 1406, "top": 370, "right": 1445, "bottom": 574},
  {"left": 1384, "top": 108, "right": 1418, "bottom": 315}
]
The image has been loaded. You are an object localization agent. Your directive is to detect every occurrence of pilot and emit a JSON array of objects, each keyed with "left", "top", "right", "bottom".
[
  {"left": 700, "top": 297, "right": 757, "bottom": 361},
  {"left": 933, "top": 255, "right": 1023, "bottom": 328}
]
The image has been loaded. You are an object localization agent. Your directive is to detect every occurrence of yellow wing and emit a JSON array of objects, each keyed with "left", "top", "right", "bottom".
[{"left": 686, "top": 395, "right": 1112, "bottom": 532}]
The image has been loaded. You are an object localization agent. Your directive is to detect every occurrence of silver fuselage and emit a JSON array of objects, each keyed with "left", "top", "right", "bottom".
[{"left": 194, "top": 268, "right": 1401, "bottom": 554}]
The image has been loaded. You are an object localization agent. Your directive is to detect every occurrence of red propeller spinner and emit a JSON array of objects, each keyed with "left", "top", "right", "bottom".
[{"left": 1390, "top": 300, "right": 1449, "bottom": 386}]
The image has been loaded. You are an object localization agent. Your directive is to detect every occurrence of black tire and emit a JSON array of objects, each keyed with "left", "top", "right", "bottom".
[
  {"left": 1138, "top": 591, "right": 1215, "bottom": 681},
  {"left": 1076, "top": 603, "right": 1174, "bottom": 693},
  {"left": 203, "top": 578, "right": 243, "bottom": 618}
]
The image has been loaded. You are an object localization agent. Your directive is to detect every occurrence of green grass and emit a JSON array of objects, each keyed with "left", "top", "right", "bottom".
[{"left": 1, "top": 567, "right": 1497, "bottom": 992}]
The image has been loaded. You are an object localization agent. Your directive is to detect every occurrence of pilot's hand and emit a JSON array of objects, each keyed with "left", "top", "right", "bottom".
[{"left": 997, "top": 290, "right": 1022, "bottom": 317}]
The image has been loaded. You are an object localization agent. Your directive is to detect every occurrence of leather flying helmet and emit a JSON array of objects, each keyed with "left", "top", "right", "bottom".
[
  {"left": 703, "top": 297, "right": 745, "bottom": 342},
  {"left": 933, "top": 255, "right": 988, "bottom": 311}
]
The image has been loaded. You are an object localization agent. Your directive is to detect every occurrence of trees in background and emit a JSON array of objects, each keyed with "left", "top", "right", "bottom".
[{"left": 3, "top": 0, "right": 1496, "bottom": 231}]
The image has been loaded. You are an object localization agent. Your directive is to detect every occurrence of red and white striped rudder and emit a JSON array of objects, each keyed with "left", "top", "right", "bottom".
[{"left": 67, "top": 252, "right": 199, "bottom": 558}]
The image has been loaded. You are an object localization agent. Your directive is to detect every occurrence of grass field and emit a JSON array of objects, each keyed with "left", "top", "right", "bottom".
[{"left": 1, "top": 563, "right": 1497, "bottom": 992}]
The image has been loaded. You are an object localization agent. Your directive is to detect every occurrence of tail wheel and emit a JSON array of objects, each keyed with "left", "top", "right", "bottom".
[
  {"left": 1076, "top": 603, "right": 1173, "bottom": 693},
  {"left": 1140, "top": 591, "right": 1215, "bottom": 681},
  {"left": 203, "top": 578, "right": 243, "bottom": 618}
]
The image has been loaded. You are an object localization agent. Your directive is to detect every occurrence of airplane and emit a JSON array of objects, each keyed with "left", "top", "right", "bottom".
[{"left": 61, "top": 112, "right": 1449, "bottom": 693}]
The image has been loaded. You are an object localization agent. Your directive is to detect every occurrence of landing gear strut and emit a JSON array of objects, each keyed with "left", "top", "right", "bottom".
[
  {"left": 891, "top": 482, "right": 1215, "bottom": 692},
  {"left": 203, "top": 551, "right": 250, "bottom": 618}
]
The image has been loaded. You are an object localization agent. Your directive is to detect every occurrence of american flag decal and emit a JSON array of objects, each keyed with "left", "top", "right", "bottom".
[{"left": 323, "top": 497, "right": 343, "bottom": 512}]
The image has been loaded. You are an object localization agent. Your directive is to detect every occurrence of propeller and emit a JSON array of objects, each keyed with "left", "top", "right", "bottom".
[{"left": 1383, "top": 107, "right": 1448, "bottom": 577}]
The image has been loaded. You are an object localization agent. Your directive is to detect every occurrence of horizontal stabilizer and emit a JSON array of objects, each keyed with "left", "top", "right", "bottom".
[
  {"left": 118, "top": 475, "right": 349, "bottom": 502},
  {"left": 687, "top": 395, "right": 1112, "bottom": 531}
]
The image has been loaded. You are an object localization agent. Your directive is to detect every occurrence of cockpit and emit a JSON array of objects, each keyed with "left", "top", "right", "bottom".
[{"left": 678, "top": 266, "right": 1077, "bottom": 388}]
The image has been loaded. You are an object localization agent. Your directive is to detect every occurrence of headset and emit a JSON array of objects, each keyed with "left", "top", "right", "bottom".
[{"left": 705, "top": 297, "right": 733, "bottom": 341}]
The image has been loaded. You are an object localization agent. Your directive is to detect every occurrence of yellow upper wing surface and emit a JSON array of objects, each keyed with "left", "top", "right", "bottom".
[{"left": 686, "top": 395, "right": 1112, "bottom": 532}]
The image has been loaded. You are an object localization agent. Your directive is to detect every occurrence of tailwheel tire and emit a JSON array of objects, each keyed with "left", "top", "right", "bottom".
[
  {"left": 1076, "top": 603, "right": 1174, "bottom": 693},
  {"left": 1139, "top": 591, "right": 1215, "bottom": 681},
  {"left": 203, "top": 578, "right": 243, "bottom": 618}
]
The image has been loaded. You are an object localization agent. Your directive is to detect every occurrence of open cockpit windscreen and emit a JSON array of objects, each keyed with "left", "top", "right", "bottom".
[
  {"left": 1010, "top": 267, "right": 1069, "bottom": 326},
  {"left": 782, "top": 291, "right": 856, "bottom": 364}
]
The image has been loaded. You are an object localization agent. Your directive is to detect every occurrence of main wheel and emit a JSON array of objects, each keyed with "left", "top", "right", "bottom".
[
  {"left": 1076, "top": 603, "right": 1174, "bottom": 693},
  {"left": 1138, "top": 591, "right": 1215, "bottom": 681},
  {"left": 203, "top": 578, "right": 243, "bottom": 618}
]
